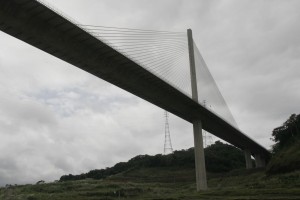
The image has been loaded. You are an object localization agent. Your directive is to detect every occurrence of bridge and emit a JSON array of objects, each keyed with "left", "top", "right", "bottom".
[{"left": 0, "top": 0, "right": 270, "bottom": 191}]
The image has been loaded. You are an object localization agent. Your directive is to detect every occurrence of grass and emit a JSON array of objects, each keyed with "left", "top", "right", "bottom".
[{"left": 1, "top": 168, "right": 300, "bottom": 200}]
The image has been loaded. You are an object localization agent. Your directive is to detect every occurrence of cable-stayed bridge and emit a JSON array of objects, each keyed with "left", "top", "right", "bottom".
[{"left": 0, "top": 0, "right": 270, "bottom": 191}]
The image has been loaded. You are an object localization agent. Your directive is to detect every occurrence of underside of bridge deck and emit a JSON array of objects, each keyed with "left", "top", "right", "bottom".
[{"left": 0, "top": 0, "right": 270, "bottom": 159}]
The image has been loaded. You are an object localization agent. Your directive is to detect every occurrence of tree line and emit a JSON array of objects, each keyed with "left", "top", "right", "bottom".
[
  {"left": 60, "top": 141, "right": 245, "bottom": 181},
  {"left": 60, "top": 113, "right": 300, "bottom": 181}
]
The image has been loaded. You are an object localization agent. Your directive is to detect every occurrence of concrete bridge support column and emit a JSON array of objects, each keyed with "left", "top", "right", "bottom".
[
  {"left": 244, "top": 149, "right": 253, "bottom": 169},
  {"left": 188, "top": 29, "right": 207, "bottom": 191},
  {"left": 255, "top": 154, "right": 266, "bottom": 168},
  {"left": 193, "top": 119, "right": 207, "bottom": 191}
]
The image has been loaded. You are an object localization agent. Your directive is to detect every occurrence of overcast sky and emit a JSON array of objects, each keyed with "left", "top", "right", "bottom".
[{"left": 0, "top": 0, "right": 299, "bottom": 186}]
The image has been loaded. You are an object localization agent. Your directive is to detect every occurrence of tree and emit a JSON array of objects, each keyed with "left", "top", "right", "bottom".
[
  {"left": 271, "top": 114, "right": 300, "bottom": 153},
  {"left": 36, "top": 180, "right": 45, "bottom": 184},
  {"left": 59, "top": 141, "right": 245, "bottom": 181},
  {"left": 205, "top": 141, "right": 244, "bottom": 172}
]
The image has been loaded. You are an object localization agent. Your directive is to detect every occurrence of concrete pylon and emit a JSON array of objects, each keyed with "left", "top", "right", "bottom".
[
  {"left": 254, "top": 154, "right": 266, "bottom": 168},
  {"left": 244, "top": 149, "right": 253, "bottom": 169},
  {"left": 193, "top": 120, "right": 208, "bottom": 190},
  {"left": 187, "top": 28, "right": 208, "bottom": 191}
]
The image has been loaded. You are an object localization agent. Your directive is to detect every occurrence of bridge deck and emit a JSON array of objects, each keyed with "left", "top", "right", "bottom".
[{"left": 0, "top": 0, "right": 270, "bottom": 158}]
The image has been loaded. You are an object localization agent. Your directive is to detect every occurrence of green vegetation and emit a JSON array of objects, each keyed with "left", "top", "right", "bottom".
[
  {"left": 271, "top": 114, "right": 300, "bottom": 154},
  {"left": 267, "top": 114, "right": 300, "bottom": 174},
  {"left": 60, "top": 141, "right": 245, "bottom": 182},
  {"left": 205, "top": 141, "right": 245, "bottom": 172},
  {"left": 1, "top": 114, "right": 300, "bottom": 199},
  {"left": 1, "top": 169, "right": 300, "bottom": 200}
]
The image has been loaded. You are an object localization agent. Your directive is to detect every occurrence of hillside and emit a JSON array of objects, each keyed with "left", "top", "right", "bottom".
[
  {"left": 1, "top": 114, "right": 300, "bottom": 200},
  {"left": 1, "top": 168, "right": 299, "bottom": 200},
  {"left": 267, "top": 136, "right": 300, "bottom": 174},
  {"left": 59, "top": 141, "right": 245, "bottom": 181},
  {"left": 267, "top": 114, "right": 300, "bottom": 174}
]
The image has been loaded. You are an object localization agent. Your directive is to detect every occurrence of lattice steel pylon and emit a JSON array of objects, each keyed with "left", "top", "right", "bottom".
[{"left": 164, "top": 111, "right": 173, "bottom": 154}]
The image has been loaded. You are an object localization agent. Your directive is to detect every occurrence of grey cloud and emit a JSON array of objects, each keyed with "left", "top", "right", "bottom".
[{"left": 0, "top": 0, "right": 300, "bottom": 186}]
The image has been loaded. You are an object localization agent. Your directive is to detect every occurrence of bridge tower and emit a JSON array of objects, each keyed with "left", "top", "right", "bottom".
[
  {"left": 164, "top": 111, "right": 173, "bottom": 154},
  {"left": 187, "top": 29, "right": 208, "bottom": 191}
]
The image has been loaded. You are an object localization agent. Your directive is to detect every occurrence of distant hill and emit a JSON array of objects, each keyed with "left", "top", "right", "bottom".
[
  {"left": 59, "top": 114, "right": 300, "bottom": 182},
  {"left": 3, "top": 116, "right": 300, "bottom": 200},
  {"left": 60, "top": 141, "right": 245, "bottom": 182},
  {"left": 267, "top": 113, "right": 300, "bottom": 174}
]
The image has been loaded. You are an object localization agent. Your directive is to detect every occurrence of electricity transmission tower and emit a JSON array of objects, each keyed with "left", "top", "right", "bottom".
[{"left": 164, "top": 111, "right": 173, "bottom": 154}]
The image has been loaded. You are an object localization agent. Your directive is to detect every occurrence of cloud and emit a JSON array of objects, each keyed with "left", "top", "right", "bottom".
[{"left": 0, "top": 0, "right": 300, "bottom": 186}]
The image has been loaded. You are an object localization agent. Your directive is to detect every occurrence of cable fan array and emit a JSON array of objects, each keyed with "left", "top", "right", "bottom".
[
  {"left": 193, "top": 41, "right": 238, "bottom": 129},
  {"left": 79, "top": 24, "right": 192, "bottom": 97},
  {"left": 36, "top": 0, "right": 239, "bottom": 136},
  {"left": 79, "top": 24, "right": 238, "bottom": 129}
]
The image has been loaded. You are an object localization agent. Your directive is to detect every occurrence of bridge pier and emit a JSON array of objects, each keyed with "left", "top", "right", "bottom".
[
  {"left": 255, "top": 154, "right": 266, "bottom": 168},
  {"left": 244, "top": 149, "right": 253, "bottom": 169},
  {"left": 187, "top": 29, "right": 208, "bottom": 191},
  {"left": 193, "top": 120, "right": 208, "bottom": 191}
]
